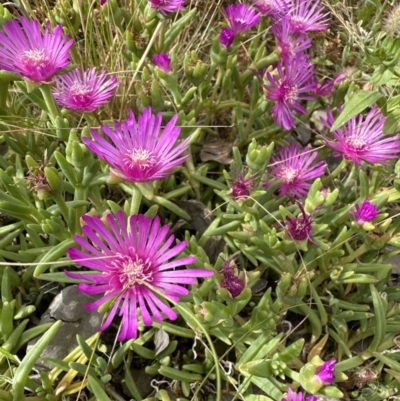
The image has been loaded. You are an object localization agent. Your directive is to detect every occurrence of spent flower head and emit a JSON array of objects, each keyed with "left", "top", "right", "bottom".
[
  {"left": 282, "top": 389, "right": 318, "bottom": 401},
  {"left": 285, "top": 201, "right": 314, "bottom": 243},
  {"left": 83, "top": 107, "right": 189, "bottom": 183},
  {"left": 53, "top": 68, "right": 119, "bottom": 112},
  {"left": 148, "top": 0, "right": 185, "bottom": 14},
  {"left": 219, "top": 255, "right": 244, "bottom": 298},
  {"left": 65, "top": 212, "right": 213, "bottom": 341},
  {"left": 265, "top": 143, "right": 326, "bottom": 198},
  {"left": 316, "top": 359, "right": 336, "bottom": 384},
  {"left": 271, "top": 16, "right": 312, "bottom": 64},
  {"left": 229, "top": 169, "right": 256, "bottom": 201},
  {"left": 153, "top": 53, "right": 172, "bottom": 73},
  {"left": 287, "top": 0, "right": 329, "bottom": 33},
  {"left": 320, "top": 105, "right": 400, "bottom": 166},
  {"left": 0, "top": 17, "right": 73, "bottom": 82},
  {"left": 349, "top": 199, "right": 379, "bottom": 225},
  {"left": 223, "top": 4, "right": 260, "bottom": 36},
  {"left": 264, "top": 56, "right": 317, "bottom": 130}
]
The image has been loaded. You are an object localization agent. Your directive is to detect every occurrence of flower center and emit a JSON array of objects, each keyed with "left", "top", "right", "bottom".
[
  {"left": 280, "top": 81, "right": 298, "bottom": 104},
  {"left": 346, "top": 136, "right": 368, "bottom": 153},
  {"left": 111, "top": 254, "right": 153, "bottom": 286},
  {"left": 21, "top": 48, "right": 50, "bottom": 69},
  {"left": 280, "top": 166, "right": 298, "bottom": 184},
  {"left": 289, "top": 16, "right": 307, "bottom": 32},
  {"left": 69, "top": 81, "right": 92, "bottom": 104},
  {"left": 124, "top": 148, "right": 156, "bottom": 171}
]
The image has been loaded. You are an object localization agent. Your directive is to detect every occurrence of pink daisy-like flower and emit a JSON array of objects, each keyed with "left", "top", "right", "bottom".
[
  {"left": 265, "top": 143, "right": 326, "bottom": 198},
  {"left": 320, "top": 105, "right": 400, "bottom": 165},
  {"left": 65, "top": 212, "right": 213, "bottom": 341},
  {"left": 252, "top": 0, "right": 290, "bottom": 20},
  {"left": 271, "top": 16, "right": 312, "bottom": 63},
  {"left": 83, "top": 107, "right": 189, "bottom": 182},
  {"left": 349, "top": 199, "right": 378, "bottom": 225},
  {"left": 316, "top": 359, "right": 336, "bottom": 384},
  {"left": 52, "top": 68, "right": 119, "bottom": 112},
  {"left": 0, "top": 17, "right": 73, "bottom": 83},
  {"left": 264, "top": 56, "right": 317, "bottom": 130},
  {"left": 152, "top": 53, "right": 172, "bottom": 73},
  {"left": 287, "top": 0, "right": 329, "bottom": 33},
  {"left": 148, "top": 0, "right": 185, "bottom": 14},
  {"left": 219, "top": 28, "right": 235, "bottom": 49},
  {"left": 282, "top": 389, "right": 317, "bottom": 401},
  {"left": 222, "top": 4, "right": 260, "bottom": 36}
]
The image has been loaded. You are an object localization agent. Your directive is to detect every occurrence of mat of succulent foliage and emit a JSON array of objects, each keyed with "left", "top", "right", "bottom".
[{"left": 0, "top": 0, "right": 400, "bottom": 400}]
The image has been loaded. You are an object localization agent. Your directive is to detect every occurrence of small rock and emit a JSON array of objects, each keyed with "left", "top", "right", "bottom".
[{"left": 27, "top": 285, "right": 103, "bottom": 371}]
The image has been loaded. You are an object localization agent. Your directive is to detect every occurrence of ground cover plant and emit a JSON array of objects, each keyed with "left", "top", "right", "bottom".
[{"left": 1, "top": 0, "right": 400, "bottom": 400}]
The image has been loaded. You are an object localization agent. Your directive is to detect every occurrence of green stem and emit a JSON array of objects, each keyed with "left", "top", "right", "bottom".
[
  {"left": 129, "top": 184, "right": 143, "bottom": 215},
  {"left": 215, "top": 100, "right": 249, "bottom": 112},
  {"left": 241, "top": 51, "right": 280, "bottom": 85},
  {"left": 39, "top": 84, "right": 60, "bottom": 123},
  {"left": 0, "top": 81, "right": 9, "bottom": 109},
  {"left": 322, "top": 158, "right": 348, "bottom": 186},
  {"left": 341, "top": 243, "right": 368, "bottom": 265}
]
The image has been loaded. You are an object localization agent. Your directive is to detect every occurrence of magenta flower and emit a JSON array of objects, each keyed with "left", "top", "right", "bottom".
[
  {"left": 264, "top": 56, "right": 317, "bottom": 130},
  {"left": 0, "top": 18, "right": 73, "bottom": 83},
  {"left": 282, "top": 389, "right": 318, "bottom": 401},
  {"left": 316, "top": 359, "right": 336, "bottom": 384},
  {"left": 287, "top": 0, "right": 329, "bottom": 33},
  {"left": 320, "top": 105, "right": 400, "bottom": 166},
  {"left": 220, "top": 28, "right": 235, "bottom": 49},
  {"left": 219, "top": 256, "right": 244, "bottom": 298},
  {"left": 83, "top": 107, "right": 189, "bottom": 182},
  {"left": 53, "top": 68, "right": 119, "bottom": 112},
  {"left": 252, "top": 0, "right": 290, "bottom": 20},
  {"left": 265, "top": 143, "right": 326, "bottom": 198},
  {"left": 349, "top": 199, "right": 378, "bottom": 225},
  {"left": 148, "top": 0, "right": 185, "bottom": 14},
  {"left": 222, "top": 4, "right": 260, "bottom": 36},
  {"left": 65, "top": 212, "right": 213, "bottom": 341},
  {"left": 153, "top": 53, "right": 172, "bottom": 73},
  {"left": 285, "top": 202, "right": 314, "bottom": 243},
  {"left": 229, "top": 170, "right": 255, "bottom": 201},
  {"left": 271, "top": 16, "right": 312, "bottom": 63}
]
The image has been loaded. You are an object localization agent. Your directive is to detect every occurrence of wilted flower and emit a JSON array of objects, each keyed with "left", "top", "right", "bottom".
[
  {"left": 252, "top": 0, "right": 290, "bottom": 20},
  {"left": 320, "top": 105, "right": 400, "bottom": 165},
  {"left": 53, "top": 68, "right": 119, "bottom": 112},
  {"left": 287, "top": 0, "right": 329, "bottom": 33},
  {"left": 65, "top": 212, "right": 213, "bottom": 341},
  {"left": 314, "top": 78, "right": 334, "bottom": 97},
  {"left": 271, "top": 16, "right": 312, "bottom": 63},
  {"left": 285, "top": 201, "right": 314, "bottom": 243},
  {"left": 219, "top": 28, "right": 235, "bottom": 49},
  {"left": 316, "top": 359, "right": 336, "bottom": 384},
  {"left": 265, "top": 143, "right": 326, "bottom": 198},
  {"left": 222, "top": 4, "right": 260, "bottom": 36},
  {"left": 152, "top": 53, "right": 172, "bottom": 73},
  {"left": 282, "top": 388, "right": 317, "bottom": 401},
  {"left": 0, "top": 17, "right": 73, "bottom": 82},
  {"left": 229, "top": 169, "right": 255, "bottom": 201},
  {"left": 264, "top": 56, "right": 317, "bottom": 130},
  {"left": 83, "top": 107, "right": 189, "bottom": 182},
  {"left": 349, "top": 199, "right": 379, "bottom": 225},
  {"left": 148, "top": 0, "right": 185, "bottom": 14},
  {"left": 219, "top": 255, "right": 244, "bottom": 298}
]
